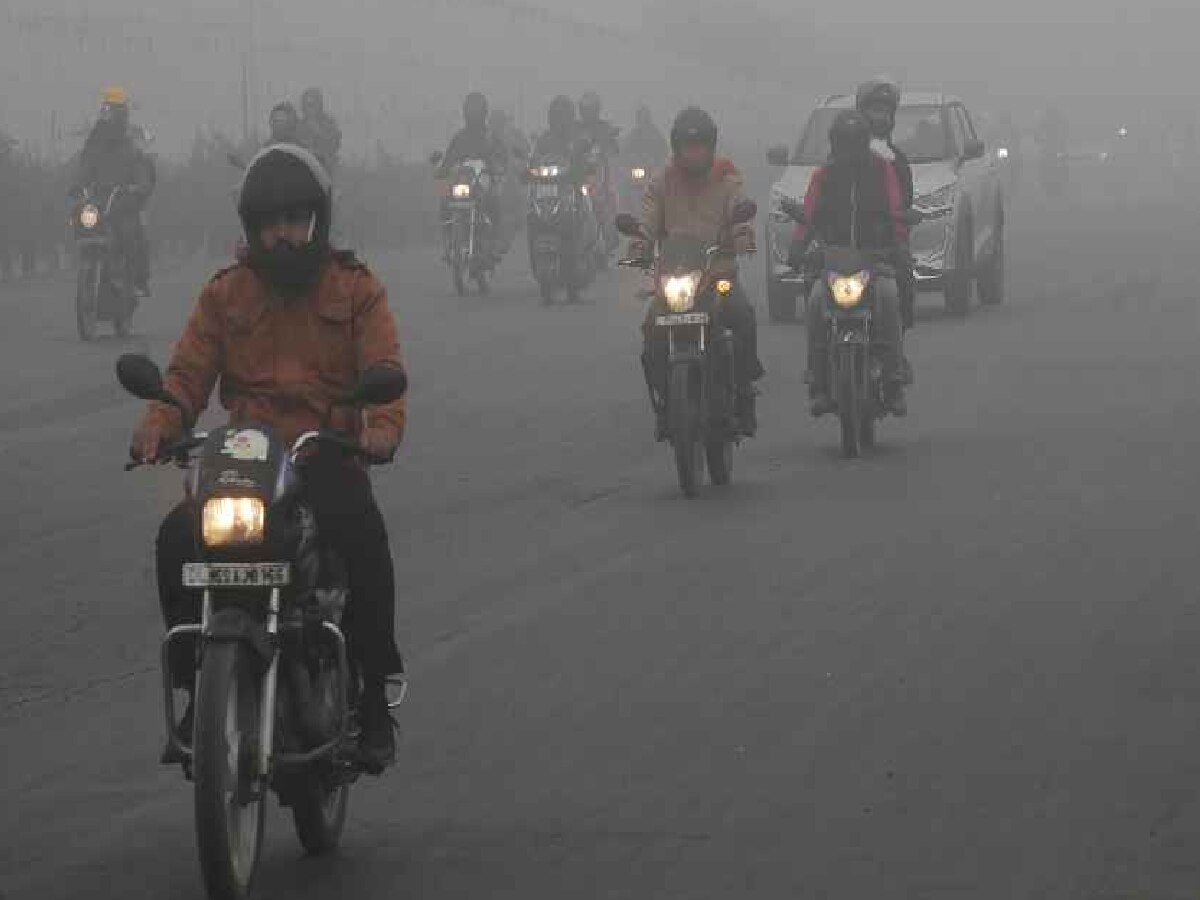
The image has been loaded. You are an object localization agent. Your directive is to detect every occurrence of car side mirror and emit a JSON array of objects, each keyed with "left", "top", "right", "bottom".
[
  {"left": 351, "top": 364, "right": 408, "bottom": 406},
  {"left": 730, "top": 199, "right": 758, "bottom": 225},
  {"left": 766, "top": 145, "right": 790, "bottom": 167},
  {"left": 615, "top": 213, "right": 645, "bottom": 238},
  {"left": 963, "top": 139, "right": 985, "bottom": 161}
]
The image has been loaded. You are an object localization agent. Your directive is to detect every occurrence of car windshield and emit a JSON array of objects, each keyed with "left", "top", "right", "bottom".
[{"left": 794, "top": 106, "right": 953, "bottom": 165}]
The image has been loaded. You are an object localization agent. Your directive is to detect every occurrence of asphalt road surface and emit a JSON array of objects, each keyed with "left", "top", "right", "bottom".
[{"left": 3, "top": 183, "right": 1200, "bottom": 900}]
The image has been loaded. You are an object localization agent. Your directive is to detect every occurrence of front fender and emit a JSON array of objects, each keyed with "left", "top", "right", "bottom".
[{"left": 205, "top": 606, "right": 274, "bottom": 669}]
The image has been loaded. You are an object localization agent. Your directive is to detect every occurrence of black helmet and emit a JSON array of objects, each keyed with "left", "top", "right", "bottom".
[
  {"left": 548, "top": 95, "right": 576, "bottom": 131},
  {"left": 829, "top": 110, "right": 872, "bottom": 162},
  {"left": 463, "top": 92, "right": 489, "bottom": 128},
  {"left": 670, "top": 106, "right": 718, "bottom": 155},
  {"left": 856, "top": 78, "right": 901, "bottom": 114},
  {"left": 579, "top": 91, "right": 602, "bottom": 122},
  {"left": 237, "top": 145, "right": 333, "bottom": 293}
]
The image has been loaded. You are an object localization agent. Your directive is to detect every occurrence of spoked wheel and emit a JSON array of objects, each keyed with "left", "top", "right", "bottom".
[
  {"left": 669, "top": 365, "right": 702, "bottom": 497},
  {"left": 76, "top": 259, "right": 100, "bottom": 342},
  {"left": 194, "top": 642, "right": 265, "bottom": 900},
  {"left": 836, "top": 352, "right": 861, "bottom": 459}
]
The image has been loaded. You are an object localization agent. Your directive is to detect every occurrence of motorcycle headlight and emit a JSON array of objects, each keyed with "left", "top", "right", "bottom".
[
  {"left": 662, "top": 273, "right": 700, "bottom": 312},
  {"left": 580, "top": 184, "right": 590, "bottom": 197},
  {"left": 534, "top": 165, "right": 561, "bottom": 178},
  {"left": 997, "top": 147, "right": 1009, "bottom": 160},
  {"left": 79, "top": 204, "right": 100, "bottom": 229},
  {"left": 451, "top": 183, "right": 471, "bottom": 199},
  {"left": 829, "top": 271, "right": 870, "bottom": 307},
  {"left": 631, "top": 167, "right": 647, "bottom": 181},
  {"left": 202, "top": 496, "right": 265, "bottom": 547}
]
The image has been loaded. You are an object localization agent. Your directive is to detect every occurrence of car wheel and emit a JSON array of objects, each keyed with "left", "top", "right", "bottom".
[
  {"left": 944, "top": 212, "right": 973, "bottom": 317},
  {"left": 977, "top": 209, "right": 1005, "bottom": 307}
]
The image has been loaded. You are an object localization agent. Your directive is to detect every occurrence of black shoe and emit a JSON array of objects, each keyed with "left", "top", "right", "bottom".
[
  {"left": 160, "top": 693, "right": 194, "bottom": 765},
  {"left": 357, "top": 679, "right": 396, "bottom": 774}
]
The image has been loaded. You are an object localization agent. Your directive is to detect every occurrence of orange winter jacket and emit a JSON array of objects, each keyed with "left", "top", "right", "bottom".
[{"left": 139, "top": 253, "right": 406, "bottom": 449}]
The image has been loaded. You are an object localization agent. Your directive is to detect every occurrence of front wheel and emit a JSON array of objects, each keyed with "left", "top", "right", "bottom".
[
  {"left": 836, "top": 350, "right": 861, "bottom": 459},
  {"left": 944, "top": 215, "right": 974, "bottom": 317},
  {"left": 977, "top": 215, "right": 1005, "bottom": 306},
  {"left": 669, "top": 365, "right": 702, "bottom": 497},
  {"left": 292, "top": 776, "right": 350, "bottom": 856},
  {"left": 75, "top": 258, "right": 100, "bottom": 342},
  {"left": 706, "top": 438, "right": 733, "bottom": 486},
  {"left": 194, "top": 641, "right": 266, "bottom": 900}
]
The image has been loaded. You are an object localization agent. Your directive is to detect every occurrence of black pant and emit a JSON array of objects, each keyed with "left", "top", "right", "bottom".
[
  {"left": 156, "top": 461, "right": 403, "bottom": 689},
  {"left": 641, "top": 282, "right": 764, "bottom": 397}
]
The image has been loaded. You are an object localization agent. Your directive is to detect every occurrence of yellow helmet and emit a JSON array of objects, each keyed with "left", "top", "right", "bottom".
[{"left": 101, "top": 87, "right": 129, "bottom": 107}]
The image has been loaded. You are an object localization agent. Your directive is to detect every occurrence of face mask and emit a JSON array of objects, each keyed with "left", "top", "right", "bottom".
[{"left": 247, "top": 214, "right": 326, "bottom": 297}]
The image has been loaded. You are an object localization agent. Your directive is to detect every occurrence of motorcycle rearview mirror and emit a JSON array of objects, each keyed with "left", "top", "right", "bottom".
[
  {"left": 615, "top": 213, "right": 645, "bottom": 238},
  {"left": 116, "top": 353, "right": 176, "bottom": 405},
  {"left": 766, "top": 145, "right": 790, "bottom": 167},
  {"left": 730, "top": 199, "right": 758, "bottom": 225},
  {"left": 428, "top": 150, "right": 443, "bottom": 166},
  {"left": 350, "top": 364, "right": 408, "bottom": 407}
]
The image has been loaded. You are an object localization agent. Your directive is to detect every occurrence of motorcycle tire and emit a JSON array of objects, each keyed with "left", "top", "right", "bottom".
[
  {"left": 452, "top": 264, "right": 466, "bottom": 297},
  {"left": 75, "top": 259, "right": 100, "bottom": 342},
  {"left": 706, "top": 438, "right": 733, "bottom": 486},
  {"left": 194, "top": 640, "right": 265, "bottom": 900},
  {"left": 669, "top": 365, "right": 702, "bottom": 497},
  {"left": 836, "top": 351, "right": 861, "bottom": 459}
]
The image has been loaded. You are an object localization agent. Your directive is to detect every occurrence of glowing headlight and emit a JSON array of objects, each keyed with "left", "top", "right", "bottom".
[
  {"left": 533, "top": 165, "right": 561, "bottom": 178},
  {"left": 580, "top": 184, "right": 590, "bottom": 197},
  {"left": 997, "top": 147, "right": 1009, "bottom": 160},
  {"left": 662, "top": 273, "right": 700, "bottom": 312},
  {"left": 631, "top": 167, "right": 647, "bottom": 181},
  {"left": 202, "top": 496, "right": 265, "bottom": 547},
  {"left": 451, "top": 183, "right": 471, "bottom": 199},
  {"left": 829, "top": 271, "right": 870, "bottom": 307},
  {"left": 79, "top": 204, "right": 100, "bottom": 229}
]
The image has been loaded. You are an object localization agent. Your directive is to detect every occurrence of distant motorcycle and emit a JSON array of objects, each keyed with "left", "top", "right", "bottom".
[
  {"left": 117, "top": 353, "right": 408, "bottom": 900},
  {"left": 429, "top": 154, "right": 498, "bottom": 296},
  {"left": 524, "top": 153, "right": 604, "bottom": 305},
  {"left": 72, "top": 185, "right": 139, "bottom": 341},
  {"left": 616, "top": 200, "right": 757, "bottom": 496}
]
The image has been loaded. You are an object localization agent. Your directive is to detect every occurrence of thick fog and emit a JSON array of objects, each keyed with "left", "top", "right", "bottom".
[{"left": 2, "top": 0, "right": 1195, "bottom": 160}]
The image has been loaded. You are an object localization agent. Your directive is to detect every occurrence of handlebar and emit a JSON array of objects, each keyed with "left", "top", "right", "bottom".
[
  {"left": 126, "top": 429, "right": 392, "bottom": 471},
  {"left": 125, "top": 433, "right": 208, "bottom": 471}
]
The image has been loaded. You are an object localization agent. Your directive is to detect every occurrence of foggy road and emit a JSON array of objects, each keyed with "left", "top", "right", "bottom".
[{"left": 3, "top": 191, "right": 1200, "bottom": 899}]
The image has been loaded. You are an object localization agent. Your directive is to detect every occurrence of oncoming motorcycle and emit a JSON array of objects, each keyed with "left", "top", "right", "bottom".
[
  {"left": 616, "top": 200, "right": 758, "bottom": 497},
  {"left": 72, "top": 185, "right": 139, "bottom": 341},
  {"left": 430, "top": 154, "right": 497, "bottom": 296},
  {"left": 117, "top": 353, "right": 408, "bottom": 900}
]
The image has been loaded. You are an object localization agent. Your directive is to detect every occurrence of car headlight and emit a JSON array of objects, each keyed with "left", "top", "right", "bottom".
[
  {"left": 79, "top": 204, "right": 100, "bottom": 229},
  {"left": 202, "top": 496, "right": 265, "bottom": 547},
  {"left": 997, "top": 147, "right": 1009, "bottom": 160},
  {"left": 631, "top": 167, "right": 646, "bottom": 181},
  {"left": 829, "top": 271, "right": 870, "bottom": 307},
  {"left": 451, "top": 183, "right": 471, "bottom": 199},
  {"left": 662, "top": 273, "right": 700, "bottom": 312}
]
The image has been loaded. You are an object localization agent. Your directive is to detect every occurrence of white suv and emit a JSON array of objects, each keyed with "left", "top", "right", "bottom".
[{"left": 764, "top": 92, "right": 1006, "bottom": 320}]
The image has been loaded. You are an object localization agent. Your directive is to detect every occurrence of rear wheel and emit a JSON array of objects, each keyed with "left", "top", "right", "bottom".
[
  {"left": 669, "top": 365, "right": 701, "bottom": 497},
  {"left": 706, "top": 439, "right": 733, "bottom": 486},
  {"left": 76, "top": 258, "right": 99, "bottom": 342},
  {"left": 836, "top": 351, "right": 861, "bottom": 459},
  {"left": 538, "top": 278, "right": 555, "bottom": 305},
  {"left": 194, "top": 641, "right": 265, "bottom": 900}
]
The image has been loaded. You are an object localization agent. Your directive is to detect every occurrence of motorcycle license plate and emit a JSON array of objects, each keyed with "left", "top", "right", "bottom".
[
  {"left": 446, "top": 200, "right": 474, "bottom": 210},
  {"left": 656, "top": 312, "right": 710, "bottom": 327},
  {"left": 182, "top": 562, "right": 291, "bottom": 589},
  {"left": 535, "top": 184, "right": 559, "bottom": 199}
]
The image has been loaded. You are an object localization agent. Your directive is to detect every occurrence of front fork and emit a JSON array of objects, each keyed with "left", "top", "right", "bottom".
[{"left": 160, "top": 588, "right": 352, "bottom": 779}]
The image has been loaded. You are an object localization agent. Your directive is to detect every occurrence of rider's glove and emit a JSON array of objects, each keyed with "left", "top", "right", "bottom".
[
  {"left": 130, "top": 419, "right": 170, "bottom": 464},
  {"left": 360, "top": 425, "right": 400, "bottom": 463}
]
